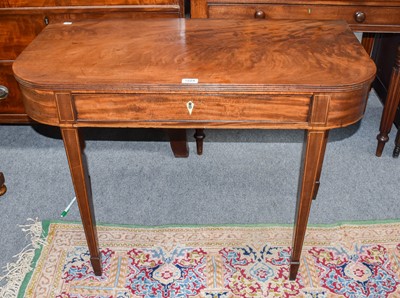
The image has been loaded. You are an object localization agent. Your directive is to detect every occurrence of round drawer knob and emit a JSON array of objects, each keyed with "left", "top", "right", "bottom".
[
  {"left": 354, "top": 11, "right": 366, "bottom": 23},
  {"left": 254, "top": 10, "right": 266, "bottom": 19},
  {"left": 0, "top": 85, "right": 9, "bottom": 100}
]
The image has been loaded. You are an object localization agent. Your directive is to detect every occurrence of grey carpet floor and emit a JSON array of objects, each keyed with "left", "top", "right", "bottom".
[{"left": 0, "top": 90, "right": 399, "bottom": 274}]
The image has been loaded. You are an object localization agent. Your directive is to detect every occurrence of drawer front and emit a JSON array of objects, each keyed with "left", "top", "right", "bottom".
[
  {"left": 1, "top": 1, "right": 179, "bottom": 8},
  {"left": 0, "top": 62, "right": 25, "bottom": 114},
  {"left": 208, "top": 4, "right": 400, "bottom": 26},
  {"left": 73, "top": 93, "right": 311, "bottom": 124}
]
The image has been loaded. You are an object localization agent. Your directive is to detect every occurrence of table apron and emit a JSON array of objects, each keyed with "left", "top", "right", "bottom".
[
  {"left": 18, "top": 86, "right": 371, "bottom": 129},
  {"left": 73, "top": 93, "right": 311, "bottom": 123}
]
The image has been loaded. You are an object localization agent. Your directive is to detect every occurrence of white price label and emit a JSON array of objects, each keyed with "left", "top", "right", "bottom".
[{"left": 181, "top": 78, "right": 199, "bottom": 84}]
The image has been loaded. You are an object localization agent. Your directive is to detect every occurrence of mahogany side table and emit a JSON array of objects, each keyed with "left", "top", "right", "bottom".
[{"left": 13, "top": 18, "right": 376, "bottom": 280}]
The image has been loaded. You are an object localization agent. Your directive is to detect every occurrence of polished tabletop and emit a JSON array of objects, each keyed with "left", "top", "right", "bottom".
[{"left": 13, "top": 18, "right": 376, "bottom": 93}]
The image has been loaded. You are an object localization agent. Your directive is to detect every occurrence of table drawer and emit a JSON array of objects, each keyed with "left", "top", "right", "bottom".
[
  {"left": 73, "top": 93, "right": 311, "bottom": 123},
  {"left": 208, "top": 4, "right": 400, "bottom": 26}
]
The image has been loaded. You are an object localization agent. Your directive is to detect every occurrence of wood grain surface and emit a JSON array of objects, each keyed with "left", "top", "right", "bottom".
[
  {"left": 13, "top": 18, "right": 375, "bottom": 92},
  {"left": 0, "top": 0, "right": 180, "bottom": 7}
]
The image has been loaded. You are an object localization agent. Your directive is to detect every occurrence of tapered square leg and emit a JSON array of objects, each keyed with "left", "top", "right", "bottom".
[
  {"left": 61, "top": 127, "right": 102, "bottom": 276},
  {"left": 290, "top": 130, "right": 329, "bottom": 280}
]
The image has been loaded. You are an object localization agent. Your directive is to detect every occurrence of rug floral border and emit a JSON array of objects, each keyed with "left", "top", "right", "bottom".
[{"left": 18, "top": 218, "right": 400, "bottom": 297}]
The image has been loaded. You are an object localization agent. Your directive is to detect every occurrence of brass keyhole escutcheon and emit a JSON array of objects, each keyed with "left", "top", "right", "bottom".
[{"left": 186, "top": 101, "right": 194, "bottom": 115}]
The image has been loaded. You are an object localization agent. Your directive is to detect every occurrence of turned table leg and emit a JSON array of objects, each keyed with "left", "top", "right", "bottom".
[
  {"left": 394, "top": 129, "right": 400, "bottom": 158},
  {"left": 61, "top": 127, "right": 102, "bottom": 276},
  {"left": 376, "top": 45, "right": 400, "bottom": 157},
  {"left": 0, "top": 172, "right": 6, "bottom": 196},
  {"left": 290, "top": 130, "right": 328, "bottom": 280},
  {"left": 194, "top": 129, "right": 205, "bottom": 155}
]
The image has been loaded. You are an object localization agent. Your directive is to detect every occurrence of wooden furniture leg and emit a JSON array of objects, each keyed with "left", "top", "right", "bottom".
[
  {"left": 167, "top": 129, "right": 189, "bottom": 158},
  {"left": 311, "top": 133, "right": 328, "bottom": 201},
  {"left": 0, "top": 172, "right": 6, "bottom": 196},
  {"left": 394, "top": 128, "right": 400, "bottom": 158},
  {"left": 61, "top": 127, "right": 102, "bottom": 276},
  {"left": 361, "top": 32, "right": 375, "bottom": 55},
  {"left": 290, "top": 130, "right": 328, "bottom": 280},
  {"left": 376, "top": 45, "right": 400, "bottom": 156},
  {"left": 194, "top": 129, "right": 205, "bottom": 155}
]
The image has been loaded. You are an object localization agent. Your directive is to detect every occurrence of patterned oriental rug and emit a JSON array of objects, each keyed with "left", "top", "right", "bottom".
[{"left": 1, "top": 220, "right": 400, "bottom": 297}]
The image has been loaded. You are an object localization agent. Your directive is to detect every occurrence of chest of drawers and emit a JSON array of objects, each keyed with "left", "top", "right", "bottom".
[{"left": 191, "top": 0, "right": 400, "bottom": 32}]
